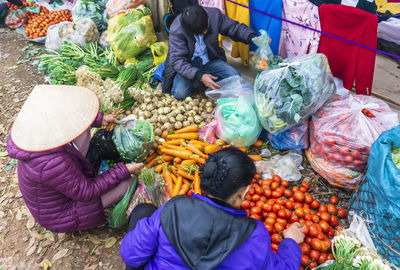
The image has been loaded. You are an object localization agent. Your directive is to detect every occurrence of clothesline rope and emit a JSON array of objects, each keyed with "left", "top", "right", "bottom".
[{"left": 226, "top": 0, "right": 400, "bottom": 60}]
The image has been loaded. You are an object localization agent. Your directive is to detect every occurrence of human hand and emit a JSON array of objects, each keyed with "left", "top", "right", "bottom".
[
  {"left": 201, "top": 74, "right": 221, "bottom": 90},
  {"left": 283, "top": 222, "right": 305, "bottom": 244},
  {"left": 125, "top": 163, "right": 145, "bottom": 176},
  {"left": 102, "top": 114, "right": 117, "bottom": 131}
]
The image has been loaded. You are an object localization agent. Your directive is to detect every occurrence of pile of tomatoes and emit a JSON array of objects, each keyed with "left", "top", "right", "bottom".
[
  {"left": 240, "top": 174, "right": 347, "bottom": 269},
  {"left": 25, "top": 9, "right": 72, "bottom": 39}
]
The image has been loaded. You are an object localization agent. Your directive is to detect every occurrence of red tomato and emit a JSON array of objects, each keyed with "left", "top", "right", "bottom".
[
  {"left": 318, "top": 253, "right": 328, "bottom": 264},
  {"left": 310, "top": 249, "right": 320, "bottom": 260},
  {"left": 281, "top": 180, "right": 289, "bottom": 188},
  {"left": 327, "top": 204, "right": 337, "bottom": 214},
  {"left": 310, "top": 200, "right": 320, "bottom": 209},
  {"left": 330, "top": 196, "right": 339, "bottom": 205},
  {"left": 264, "top": 189, "right": 272, "bottom": 198},
  {"left": 337, "top": 209, "right": 347, "bottom": 218},
  {"left": 319, "top": 220, "right": 330, "bottom": 233},
  {"left": 327, "top": 253, "right": 334, "bottom": 260},
  {"left": 250, "top": 214, "right": 262, "bottom": 220},
  {"left": 271, "top": 182, "right": 280, "bottom": 190},
  {"left": 268, "top": 212, "right": 278, "bottom": 219},
  {"left": 264, "top": 223, "right": 274, "bottom": 233},
  {"left": 319, "top": 205, "right": 328, "bottom": 212},
  {"left": 325, "top": 138, "right": 336, "bottom": 145},
  {"left": 344, "top": 155, "right": 353, "bottom": 164},
  {"left": 328, "top": 226, "right": 335, "bottom": 237},
  {"left": 299, "top": 243, "right": 310, "bottom": 255},
  {"left": 330, "top": 215, "right": 339, "bottom": 227},
  {"left": 267, "top": 199, "right": 276, "bottom": 205},
  {"left": 255, "top": 186, "right": 263, "bottom": 195},
  {"left": 294, "top": 191, "right": 305, "bottom": 202},
  {"left": 301, "top": 255, "right": 311, "bottom": 267},
  {"left": 292, "top": 186, "right": 300, "bottom": 193},
  {"left": 284, "top": 189, "right": 292, "bottom": 198},
  {"left": 254, "top": 173, "right": 261, "bottom": 180},
  {"left": 265, "top": 217, "right": 276, "bottom": 226},
  {"left": 304, "top": 236, "right": 312, "bottom": 245},
  {"left": 252, "top": 194, "right": 260, "bottom": 202},
  {"left": 320, "top": 212, "right": 331, "bottom": 222},
  {"left": 263, "top": 203, "right": 272, "bottom": 212},
  {"left": 301, "top": 181, "right": 310, "bottom": 190},
  {"left": 276, "top": 218, "right": 287, "bottom": 227},
  {"left": 304, "top": 194, "right": 313, "bottom": 204},
  {"left": 300, "top": 186, "right": 307, "bottom": 193},
  {"left": 276, "top": 198, "right": 286, "bottom": 205},
  {"left": 321, "top": 239, "right": 331, "bottom": 252},
  {"left": 311, "top": 214, "right": 320, "bottom": 223},
  {"left": 271, "top": 243, "right": 279, "bottom": 251},
  {"left": 309, "top": 261, "right": 318, "bottom": 269},
  {"left": 295, "top": 207, "right": 305, "bottom": 218},
  {"left": 271, "top": 233, "right": 281, "bottom": 244},
  {"left": 285, "top": 201, "right": 294, "bottom": 210},
  {"left": 251, "top": 207, "right": 262, "bottom": 215},
  {"left": 278, "top": 209, "right": 287, "bottom": 219},
  {"left": 272, "top": 204, "right": 282, "bottom": 214},
  {"left": 351, "top": 150, "right": 361, "bottom": 159},
  {"left": 310, "top": 238, "right": 322, "bottom": 251},
  {"left": 299, "top": 223, "right": 309, "bottom": 235},
  {"left": 241, "top": 200, "right": 251, "bottom": 209},
  {"left": 272, "top": 191, "right": 282, "bottom": 199},
  {"left": 274, "top": 222, "right": 284, "bottom": 233},
  {"left": 248, "top": 187, "right": 255, "bottom": 196},
  {"left": 260, "top": 196, "right": 267, "bottom": 203},
  {"left": 289, "top": 214, "right": 299, "bottom": 223},
  {"left": 354, "top": 159, "right": 363, "bottom": 167},
  {"left": 256, "top": 201, "right": 264, "bottom": 208},
  {"left": 272, "top": 175, "right": 281, "bottom": 182},
  {"left": 309, "top": 224, "right": 321, "bottom": 237}
]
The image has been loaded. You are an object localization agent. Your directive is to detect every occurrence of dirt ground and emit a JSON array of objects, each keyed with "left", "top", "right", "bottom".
[{"left": 0, "top": 28, "right": 367, "bottom": 270}]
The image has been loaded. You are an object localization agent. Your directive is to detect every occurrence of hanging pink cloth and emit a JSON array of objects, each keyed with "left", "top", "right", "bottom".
[
  {"left": 198, "top": 0, "right": 226, "bottom": 13},
  {"left": 279, "top": 0, "right": 321, "bottom": 58}
]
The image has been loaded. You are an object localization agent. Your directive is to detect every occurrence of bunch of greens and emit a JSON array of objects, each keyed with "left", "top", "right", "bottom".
[
  {"left": 39, "top": 41, "right": 120, "bottom": 85},
  {"left": 254, "top": 53, "right": 334, "bottom": 134},
  {"left": 391, "top": 148, "right": 400, "bottom": 170},
  {"left": 112, "top": 120, "right": 154, "bottom": 163},
  {"left": 315, "top": 232, "right": 394, "bottom": 270}
]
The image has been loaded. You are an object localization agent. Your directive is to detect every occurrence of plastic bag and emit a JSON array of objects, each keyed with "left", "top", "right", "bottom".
[
  {"left": 86, "top": 129, "right": 120, "bottom": 168},
  {"left": 150, "top": 41, "right": 168, "bottom": 66},
  {"left": 72, "top": 0, "right": 108, "bottom": 32},
  {"left": 15, "top": 27, "right": 46, "bottom": 43},
  {"left": 108, "top": 178, "right": 137, "bottom": 228},
  {"left": 264, "top": 119, "right": 309, "bottom": 150},
  {"left": 107, "top": 7, "right": 157, "bottom": 63},
  {"left": 106, "top": 0, "right": 144, "bottom": 18},
  {"left": 198, "top": 121, "right": 217, "bottom": 144},
  {"left": 45, "top": 18, "right": 99, "bottom": 51},
  {"left": 142, "top": 171, "right": 169, "bottom": 208},
  {"left": 99, "top": 30, "right": 110, "bottom": 48},
  {"left": 255, "top": 150, "right": 303, "bottom": 181},
  {"left": 205, "top": 76, "right": 261, "bottom": 147},
  {"left": 306, "top": 94, "right": 398, "bottom": 189},
  {"left": 251, "top": 30, "right": 273, "bottom": 72},
  {"left": 126, "top": 180, "right": 152, "bottom": 218},
  {"left": 112, "top": 115, "right": 154, "bottom": 162},
  {"left": 5, "top": 9, "right": 27, "bottom": 29},
  {"left": 254, "top": 53, "right": 335, "bottom": 134}
]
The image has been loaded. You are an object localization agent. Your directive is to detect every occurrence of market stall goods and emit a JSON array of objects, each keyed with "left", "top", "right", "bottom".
[
  {"left": 254, "top": 53, "right": 335, "bottom": 134},
  {"left": 25, "top": 9, "right": 72, "bottom": 39},
  {"left": 240, "top": 174, "right": 347, "bottom": 269},
  {"left": 306, "top": 94, "right": 398, "bottom": 189}
]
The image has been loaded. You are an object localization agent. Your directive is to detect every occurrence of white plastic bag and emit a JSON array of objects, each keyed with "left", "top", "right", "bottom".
[
  {"left": 45, "top": 18, "right": 99, "bottom": 51},
  {"left": 347, "top": 212, "right": 376, "bottom": 251},
  {"left": 255, "top": 150, "right": 303, "bottom": 181}
]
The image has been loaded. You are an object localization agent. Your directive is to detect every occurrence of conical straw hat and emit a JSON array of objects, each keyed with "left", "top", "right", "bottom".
[{"left": 11, "top": 85, "right": 100, "bottom": 152}]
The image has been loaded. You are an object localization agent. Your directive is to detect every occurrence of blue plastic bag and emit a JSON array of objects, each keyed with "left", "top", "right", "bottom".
[
  {"left": 154, "top": 62, "right": 165, "bottom": 82},
  {"left": 350, "top": 124, "right": 400, "bottom": 266},
  {"left": 263, "top": 119, "right": 309, "bottom": 150}
]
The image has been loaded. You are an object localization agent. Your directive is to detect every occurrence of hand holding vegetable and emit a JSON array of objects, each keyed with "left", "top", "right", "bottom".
[
  {"left": 102, "top": 114, "right": 117, "bottom": 131},
  {"left": 283, "top": 222, "right": 305, "bottom": 244},
  {"left": 201, "top": 74, "right": 221, "bottom": 90},
  {"left": 126, "top": 163, "right": 145, "bottom": 175}
]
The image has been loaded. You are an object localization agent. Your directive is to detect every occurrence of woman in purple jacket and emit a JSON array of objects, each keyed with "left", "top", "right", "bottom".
[
  {"left": 120, "top": 147, "right": 304, "bottom": 270},
  {"left": 7, "top": 85, "right": 144, "bottom": 233}
]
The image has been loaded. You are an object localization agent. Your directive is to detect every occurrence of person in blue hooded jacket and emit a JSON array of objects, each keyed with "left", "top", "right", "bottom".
[{"left": 120, "top": 147, "right": 304, "bottom": 270}]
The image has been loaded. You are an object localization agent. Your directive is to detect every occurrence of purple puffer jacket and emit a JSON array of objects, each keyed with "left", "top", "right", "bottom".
[
  {"left": 7, "top": 113, "right": 131, "bottom": 233},
  {"left": 120, "top": 194, "right": 301, "bottom": 270}
]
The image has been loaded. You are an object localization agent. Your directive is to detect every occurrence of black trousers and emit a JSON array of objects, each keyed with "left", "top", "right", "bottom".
[{"left": 126, "top": 203, "right": 158, "bottom": 270}]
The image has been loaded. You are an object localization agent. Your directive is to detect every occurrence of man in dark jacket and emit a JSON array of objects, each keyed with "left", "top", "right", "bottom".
[{"left": 165, "top": 5, "right": 257, "bottom": 100}]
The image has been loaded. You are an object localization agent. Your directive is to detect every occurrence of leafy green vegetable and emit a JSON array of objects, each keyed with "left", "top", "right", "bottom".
[
  {"left": 391, "top": 148, "right": 400, "bottom": 170},
  {"left": 112, "top": 120, "right": 154, "bottom": 162}
]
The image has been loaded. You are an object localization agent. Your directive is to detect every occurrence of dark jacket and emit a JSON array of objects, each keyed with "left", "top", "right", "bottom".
[
  {"left": 120, "top": 194, "right": 302, "bottom": 270},
  {"left": 162, "top": 7, "right": 256, "bottom": 92}
]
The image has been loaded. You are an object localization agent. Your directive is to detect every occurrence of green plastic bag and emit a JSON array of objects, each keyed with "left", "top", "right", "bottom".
[
  {"left": 108, "top": 178, "right": 137, "bottom": 228},
  {"left": 112, "top": 116, "right": 154, "bottom": 162},
  {"left": 107, "top": 7, "right": 157, "bottom": 63}
]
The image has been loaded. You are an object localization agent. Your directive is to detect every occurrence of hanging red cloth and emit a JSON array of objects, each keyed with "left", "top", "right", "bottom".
[{"left": 317, "top": 4, "right": 378, "bottom": 95}]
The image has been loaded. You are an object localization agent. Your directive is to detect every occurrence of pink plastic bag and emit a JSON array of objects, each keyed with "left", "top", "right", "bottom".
[
  {"left": 306, "top": 94, "right": 398, "bottom": 189},
  {"left": 198, "top": 0, "right": 225, "bottom": 13}
]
